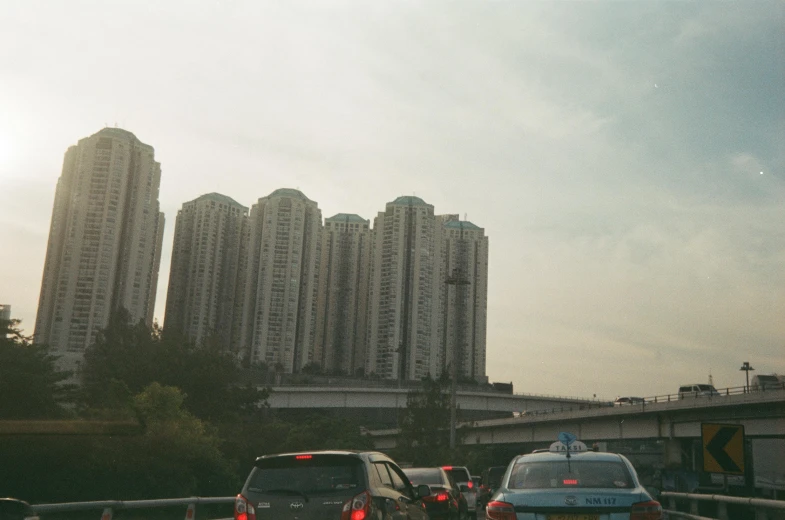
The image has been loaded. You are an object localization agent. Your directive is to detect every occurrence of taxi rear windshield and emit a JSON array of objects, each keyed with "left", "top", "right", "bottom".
[
  {"left": 249, "top": 455, "right": 363, "bottom": 495},
  {"left": 508, "top": 460, "right": 633, "bottom": 489}
]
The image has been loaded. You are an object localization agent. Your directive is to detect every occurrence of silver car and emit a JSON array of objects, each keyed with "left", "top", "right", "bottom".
[{"left": 442, "top": 465, "right": 477, "bottom": 514}]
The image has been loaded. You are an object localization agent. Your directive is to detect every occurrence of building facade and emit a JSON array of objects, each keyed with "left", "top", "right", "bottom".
[
  {"left": 34, "top": 128, "right": 164, "bottom": 373},
  {"left": 164, "top": 193, "right": 248, "bottom": 350},
  {"left": 366, "top": 196, "right": 445, "bottom": 380},
  {"left": 240, "top": 189, "right": 322, "bottom": 372},
  {"left": 439, "top": 217, "right": 489, "bottom": 383},
  {"left": 314, "top": 214, "right": 372, "bottom": 376}
]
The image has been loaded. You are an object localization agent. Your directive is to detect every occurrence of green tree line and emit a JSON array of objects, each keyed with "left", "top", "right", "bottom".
[
  {"left": 0, "top": 315, "right": 372, "bottom": 504},
  {"left": 1, "top": 315, "right": 506, "bottom": 505}
]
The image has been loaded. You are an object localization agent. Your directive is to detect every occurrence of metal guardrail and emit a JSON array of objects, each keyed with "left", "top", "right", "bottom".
[
  {"left": 510, "top": 384, "right": 785, "bottom": 419},
  {"left": 640, "top": 383, "right": 785, "bottom": 406},
  {"left": 269, "top": 381, "right": 599, "bottom": 402},
  {"left": 662, "top": 491, "right": 785, "bottom": 520},
  {"left": 32, "top": 496, "right": 235, "bottom": 520}
]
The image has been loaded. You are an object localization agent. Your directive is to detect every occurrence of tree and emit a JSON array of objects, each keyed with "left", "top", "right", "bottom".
[
  {"left": 394, "top": 375, "right": 455, "bottom": 466},
  {"left": 89, "top": 383, "right": 239, "bottom": 499},
  {"left": 0, "top": 383, "right": 240, "bottom": 503},
  {"left": 0, "top": 319, "right": 74, "bottom": 418},
  {"left": 220, "top": 413, "right": 375, "bottom": 477},
  {"left": 280, "top": 415, "right": 375, "bottom": 453},
  {"left": 81, "top": 309, "right": 269, "bottom": 421}
]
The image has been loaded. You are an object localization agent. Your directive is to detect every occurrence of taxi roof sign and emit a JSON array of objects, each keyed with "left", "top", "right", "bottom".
[{"left": 549, "top": 440, "right": 588, "bottom": 453}]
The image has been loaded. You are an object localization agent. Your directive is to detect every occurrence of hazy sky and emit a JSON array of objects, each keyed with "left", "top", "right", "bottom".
[{"left": 1, "top": 0, "right": 783, "bottom": 399}]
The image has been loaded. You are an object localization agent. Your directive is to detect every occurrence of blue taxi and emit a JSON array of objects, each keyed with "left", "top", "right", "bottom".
[{"left": 485, "top": 433, "right": 662, "bottom": 520}]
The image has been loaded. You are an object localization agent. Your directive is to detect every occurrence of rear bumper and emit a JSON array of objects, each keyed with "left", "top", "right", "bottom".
[{"left": 423, "top": 503, "right": 451, "bottom": 517}]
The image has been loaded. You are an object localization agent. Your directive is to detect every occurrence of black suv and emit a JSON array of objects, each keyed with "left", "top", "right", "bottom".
[{"left": 235, "top": 450, "right": 431, "bottom": 520}]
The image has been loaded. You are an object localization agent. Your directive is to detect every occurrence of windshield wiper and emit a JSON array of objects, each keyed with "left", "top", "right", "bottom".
[{"left": 260, "top": 488, "right": 310, "bottom": 501}]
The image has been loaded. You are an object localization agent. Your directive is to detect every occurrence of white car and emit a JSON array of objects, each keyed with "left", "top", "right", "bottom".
[
  {"left": 614, "top": 397, "right": 645, "bottom": 406},
  {"left": 678, "top": 384, "right": 721, "bottom": 399},
  {"left": 443, "top": 465, "right": 477, "bottom": 514}
]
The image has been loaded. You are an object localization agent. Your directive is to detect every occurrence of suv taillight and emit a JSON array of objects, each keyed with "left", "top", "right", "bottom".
[
  {"left": 630, "top": 500, "right": 663, "bottom": 520},
  {"left": 486, "top": 500, "right": 516, "bottom": 520},
  {"left": 424, "top": 492, "right": 450, "bottom": 502},
  {"left": 341, "top": 490, "right": 372, "bottom": 520},
  {"left": 234, "top": 495, "right": 256, "bottom": 520}
]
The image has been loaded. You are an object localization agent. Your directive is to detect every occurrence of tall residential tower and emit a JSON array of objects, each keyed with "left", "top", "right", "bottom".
[
  {"left": 314, "top": 214, "right": 372, "bottom": 375},
  {"left": 34, "top": 128, "right": 164, "bottom": 373},
  {"left": 439, "top": 216, "right": 489, "bottom": 382},
  {"left": 164, "top": 193, "right": 248, "bottom": 350},
  {"left": 366, "top": 196, "right": 444, "bottom": 380},
  {"left": 240, "top": 189, "right": 322, "bottom": 371}
]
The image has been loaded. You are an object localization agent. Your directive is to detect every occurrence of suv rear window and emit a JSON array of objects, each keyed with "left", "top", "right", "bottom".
[
  {"left": 508, "top": 461, "right": 633, "bottom": 489},
  {"left": 444, "top": 467, "right": 471, "bottom": 484},
  {"left": 248, "top": 454, "right": 363, "bottom": 495},
  {"left": 697, "top": 385, "right": 714, "bottom": 391},
  {"left": 405, "top": 468, "right": 444, "bottom": 485}
]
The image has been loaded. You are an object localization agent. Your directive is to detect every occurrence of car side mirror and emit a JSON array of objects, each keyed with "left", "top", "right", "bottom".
[
  {"left": 416, "top": 484, "right": 431, "bottom": 498},
  {"left": 460, "top": 484, "right": 469, "bottom": 492}
]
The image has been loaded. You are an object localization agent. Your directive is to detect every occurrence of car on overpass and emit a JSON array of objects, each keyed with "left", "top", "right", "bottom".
[
  {"left": 614, "top": 396, "right": 645, "bottom": 406},
  {"left": 485, "top": 433, "right": 662, "bottom": 520},
  {"left": 678, "top": 384, "right": 721, "bottom": 399}
]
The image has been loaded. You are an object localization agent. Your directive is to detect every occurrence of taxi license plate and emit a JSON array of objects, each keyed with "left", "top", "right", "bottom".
[{"left": 546, "top": 516, "right": 600, "bottom": 520}]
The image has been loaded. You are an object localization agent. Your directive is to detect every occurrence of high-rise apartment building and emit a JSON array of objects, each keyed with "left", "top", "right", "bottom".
[
  {"left": 366, "top": 196, "right": 444, "bottom": 380},
  {"left": 314, "top": 214, "right": 372, "bottom": 376},
  {"left": 0, "top": 304, "right": 10, "bottom": 322},
  {"left": 34, "top": 128, "right": 164, "bottom": 373},
  {"left": 438, "top": 216, "right": 489, "bottom": 383},
  {"left": 164, "top": 193, "right": 248, "bottom": 351},
  {"left": 240, "top": 189, "right": 322, "bottom": 371}
]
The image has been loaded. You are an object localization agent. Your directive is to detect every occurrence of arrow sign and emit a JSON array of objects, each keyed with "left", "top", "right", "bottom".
[{"left": 702, "top": 423, "right": 745, "bottom": 475}]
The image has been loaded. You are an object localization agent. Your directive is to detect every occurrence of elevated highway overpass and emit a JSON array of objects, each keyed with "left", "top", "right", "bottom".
[
  {"left": 368, "top": 389, "right": 785, "bottom": 449},
  {"left": 264, "top": 384, "right": 597, "bottom": 427}
]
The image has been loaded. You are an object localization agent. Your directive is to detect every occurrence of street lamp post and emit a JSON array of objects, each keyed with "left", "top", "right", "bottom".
[
  {"left": 445, "top": 266, "right": 470, "bottom": 450},
  {"left": 739, "top": 361, "right": 755, "bottom": 393}
]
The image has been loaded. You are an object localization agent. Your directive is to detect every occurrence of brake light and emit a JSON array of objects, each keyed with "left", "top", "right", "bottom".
[
  {"left": 442, "top": 466, "right": 453, "bottom": 470},
  {"left": 295, "top": 454, "right": 313, "bottom": 460},
  {"left": 424, "top": 492, "right": 450, "bottom": 502},
  {"left": 341, "top": 490, "right": 372, "bottom": 520},
  {"left": 467, "top": 480, "right": 474, "bottom": 489},
  {"left": 630, "top": 500, "right": 663, "bottom": 520},
  {"left": 234, "top": 495, "right": 256, "bottom": 520},
  {"left": 563, "top": 479, "right": 578, "bottom": 485},
  {"left": 486, "top": 500, "right": 516, "bottom": 520}
]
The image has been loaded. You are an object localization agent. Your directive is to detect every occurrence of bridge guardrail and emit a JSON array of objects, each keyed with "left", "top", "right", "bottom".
[
  {"left": 662, "top": 491, "right": 785, "bottom": 520},
  {"left": 510, "top": 384, "right": 785, "bottom": 419},
  {"left": 269, "top": 381, "right": 599, "bottom": 402},
  {"left": 32, "top": 496, "right": 235, "bottom": 520}
]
